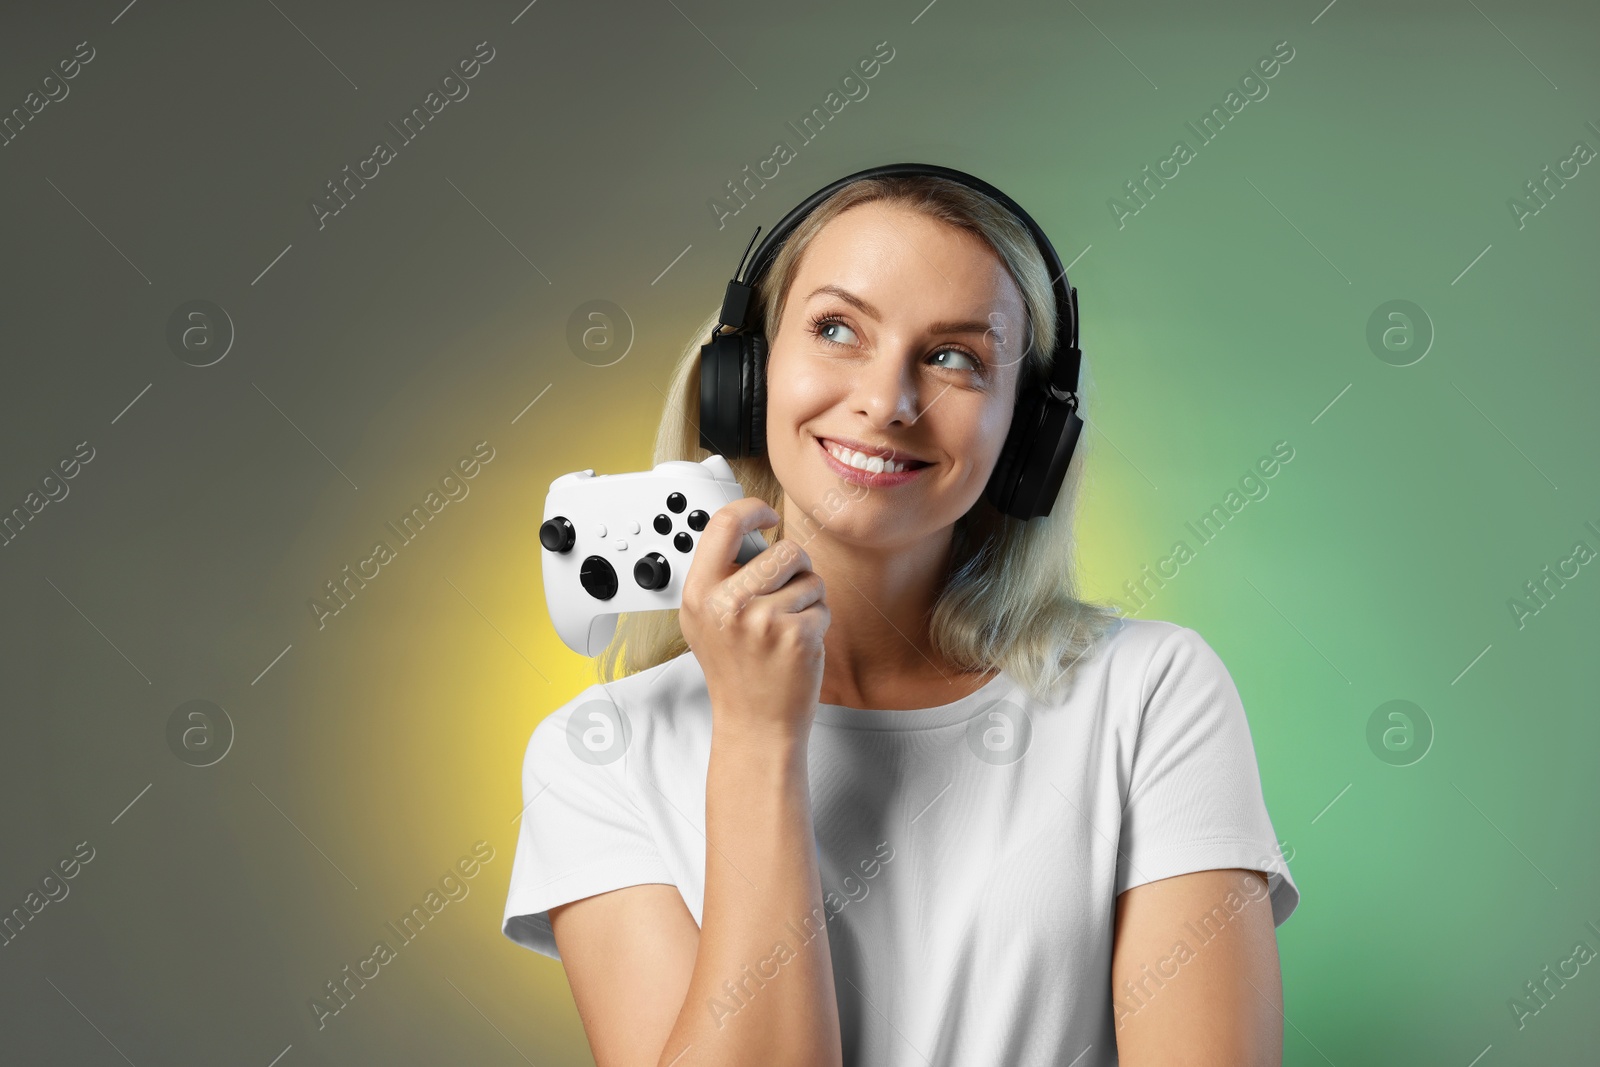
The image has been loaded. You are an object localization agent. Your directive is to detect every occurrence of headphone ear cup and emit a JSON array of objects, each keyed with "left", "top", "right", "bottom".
[
  {"left": 984, "top": 390, "right": 1039, "bottom": 516},
  {"left": 1006, "top": 396, "right": 1084, "bottom": 519},
  {"left": 744, "top": 332, "right": 768, "bottom": 458},
  {"left": 698, "top": 332, "right": 747, "bottom": 456}
]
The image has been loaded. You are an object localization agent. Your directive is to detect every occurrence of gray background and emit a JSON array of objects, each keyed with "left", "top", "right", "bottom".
[{"left": 3, "top": 0, "right": 1598, "bottom": 1064}]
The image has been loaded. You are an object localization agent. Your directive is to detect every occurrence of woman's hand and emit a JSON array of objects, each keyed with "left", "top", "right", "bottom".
[{"left": 679, "top": 497, "right": 830, "bottom": 741}]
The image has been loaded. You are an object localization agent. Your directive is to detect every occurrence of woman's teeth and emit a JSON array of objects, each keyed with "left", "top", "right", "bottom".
[{"left": 825, "top": 440, "right": 913, "bottom": 474}]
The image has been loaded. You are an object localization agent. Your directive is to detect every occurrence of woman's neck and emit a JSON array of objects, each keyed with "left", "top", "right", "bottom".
[{"left": 783, "top": 505, "right": 984, "bottom": 709}]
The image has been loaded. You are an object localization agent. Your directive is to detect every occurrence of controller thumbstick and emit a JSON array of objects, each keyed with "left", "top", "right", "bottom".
[
  {"left": 634, "top": 552, "right": 671, "bottom": 591},
  {"left": 540, "top": 516, "right": 576, "bottom": 553}
]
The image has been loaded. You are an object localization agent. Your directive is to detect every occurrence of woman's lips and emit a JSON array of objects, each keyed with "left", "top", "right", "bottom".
[{"left": 816, "top": 436, "right": 932, "bottom": 488}]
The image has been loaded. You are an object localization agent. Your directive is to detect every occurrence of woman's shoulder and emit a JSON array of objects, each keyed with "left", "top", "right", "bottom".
[
  {"left": 1091, "top": 614, "right": 1194, "bottom": 665},
  {"left": 1081, "top": 616, "right": 1231, "bottom": 700},
  {"left": 523, "top": 651, "right": 711, "bottom": 769},
  {"left": 1091, "top": 617, "right": 1252, "bottom": 732},
  {"left": 1099, "top": 615, "right": 1230, "bottom": 653}
]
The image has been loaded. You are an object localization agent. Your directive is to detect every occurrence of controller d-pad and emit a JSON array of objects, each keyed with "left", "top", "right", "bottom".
[
  {"left": 666, "top": 492, "right": 686, "bottom": 513},
  {"left": 687, "top": 510, "right": 708, "bottom": 531},
  {"left": 674, "top": 532, "right": 693, "bottom": 553},
  {"left": 579, "top": 556, "right": 618, "bottom": 600},
  {"left": 654, "top": 513, "right": 672, "bottom": 534}
]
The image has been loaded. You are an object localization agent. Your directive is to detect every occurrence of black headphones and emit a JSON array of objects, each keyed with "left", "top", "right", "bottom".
[{"left": 697, "top": 162, "right": 1085, "bottom": 520}]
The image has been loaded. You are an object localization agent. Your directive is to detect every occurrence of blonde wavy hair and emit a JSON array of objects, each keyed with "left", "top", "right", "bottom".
[{"left": 598, "top": 173, "right": 1124, "bottom": 704}]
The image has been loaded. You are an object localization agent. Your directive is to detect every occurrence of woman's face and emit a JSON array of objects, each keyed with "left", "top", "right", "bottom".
[{"left": 763, "top": 200, "right": 1029, "bottom": 550}]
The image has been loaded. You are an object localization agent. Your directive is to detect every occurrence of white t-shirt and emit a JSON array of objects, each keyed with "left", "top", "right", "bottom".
[{"left": 501, "top": 616, "right": 1299, "bottom": 1066}]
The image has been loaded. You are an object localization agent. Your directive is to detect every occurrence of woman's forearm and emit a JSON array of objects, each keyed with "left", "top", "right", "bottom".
[{"left": 657, "top": 720, "right": 843, "bottom": 1067}]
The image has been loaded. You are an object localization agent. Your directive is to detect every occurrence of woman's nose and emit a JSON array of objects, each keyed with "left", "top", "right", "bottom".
[{"left": 853, "top": 351, "right": 923, "bottom": 427}]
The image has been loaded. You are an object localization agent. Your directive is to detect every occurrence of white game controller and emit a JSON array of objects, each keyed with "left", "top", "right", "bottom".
[{"left": 539, "top": 455, "right": 770, "bottom": 655}]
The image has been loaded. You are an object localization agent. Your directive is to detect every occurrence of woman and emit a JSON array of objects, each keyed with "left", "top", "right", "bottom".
[{"left": 502, "top": 168, "right": 1299, "bottom": 1066}]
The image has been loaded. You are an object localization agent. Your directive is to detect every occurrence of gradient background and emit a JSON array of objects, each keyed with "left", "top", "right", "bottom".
[{"left": 2, "top": 0, "right": 1596, "bottom": 1063}]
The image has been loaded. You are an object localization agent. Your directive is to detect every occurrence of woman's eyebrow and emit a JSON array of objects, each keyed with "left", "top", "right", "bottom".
[
  {"left": 806, "top": 284, "right": 995, "bottom": 336},
  {"left": 807, "top": 284, "right": 881, "bottom": 318}
]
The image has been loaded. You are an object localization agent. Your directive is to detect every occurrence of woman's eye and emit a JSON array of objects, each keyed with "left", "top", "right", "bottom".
[
  {"left": 929, "top": 348, "right": 981, "bottom": 373},
  {"left": 810, "top": 314, "right": 982, "bottom": 376},
  {"left": 814, "top": 317, "right": 857, "bottom": 346}
]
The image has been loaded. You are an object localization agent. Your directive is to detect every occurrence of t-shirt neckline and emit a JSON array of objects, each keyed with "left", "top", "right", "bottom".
[{"left": 811, "top": 669, "right": 1017, "bottom": 731}]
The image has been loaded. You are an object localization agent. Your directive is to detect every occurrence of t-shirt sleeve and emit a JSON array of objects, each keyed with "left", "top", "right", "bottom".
[
  {"left": 1113, "top": 625, "right": 1300, "bottom": 927},
  {"left": 501, "top": 685, "right": 678, "bottom": 961}
]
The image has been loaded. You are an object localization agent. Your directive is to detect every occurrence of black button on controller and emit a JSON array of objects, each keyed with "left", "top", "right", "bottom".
[
  {"left": 579, "top": 556, "right": 618, "bottom": 600},
  {"left": 666, "top": 492, "right": 686, "bottom": 513},
  {"left": 687, "top": 510, "right": 709, "bottom": 531},
  {"left": 540, "top": 516, "right": 576, "bottom": 553},
  {"left": 674, "top": 532, "right": 693, "bottom": 553},
  {"left": 634, "top": 552, "right": 671, "bottom": 591},
  {"left": 653, "top": 513, "right": 672, "bottom": 534}
]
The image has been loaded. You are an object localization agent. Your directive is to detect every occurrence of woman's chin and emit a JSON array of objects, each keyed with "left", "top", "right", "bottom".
[{"left": 780, "top": 496, "right": 930, "bottom": 550}]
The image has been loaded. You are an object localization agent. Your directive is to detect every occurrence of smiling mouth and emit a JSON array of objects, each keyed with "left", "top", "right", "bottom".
[{"left": 816, "top": 437, "right": 932, "bottom": 475}]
